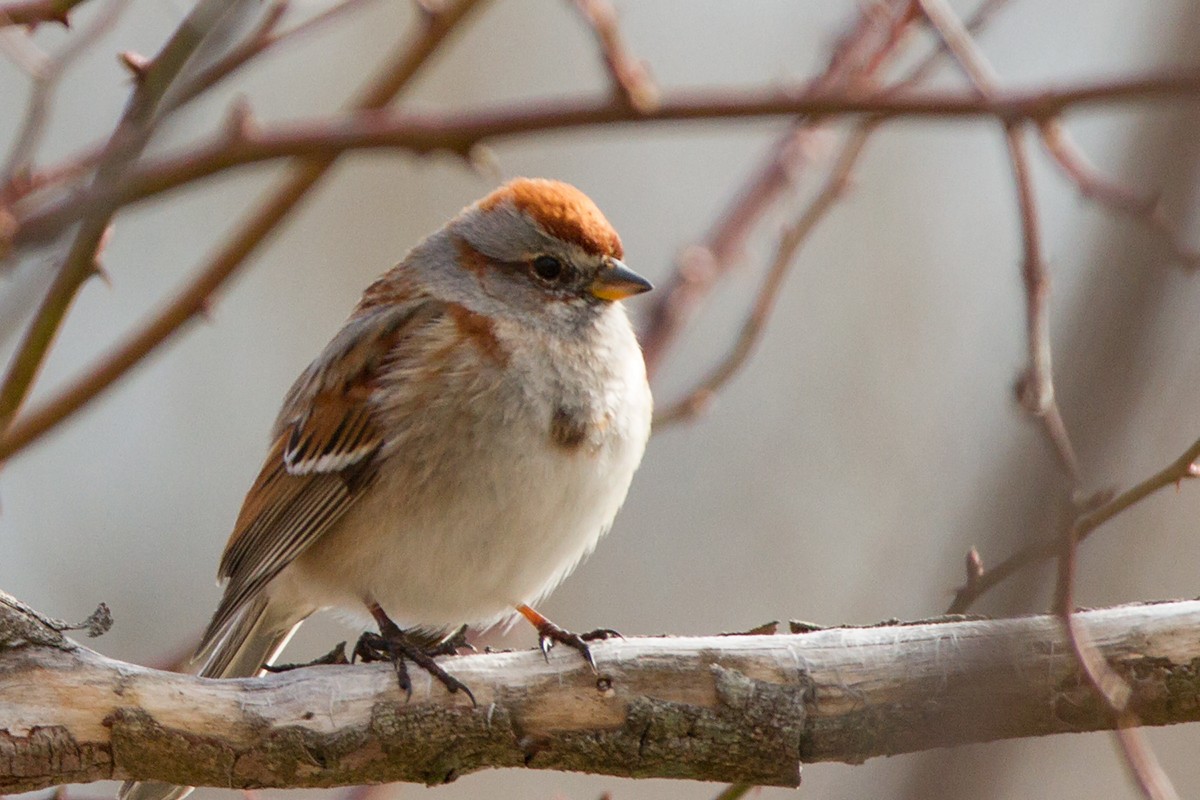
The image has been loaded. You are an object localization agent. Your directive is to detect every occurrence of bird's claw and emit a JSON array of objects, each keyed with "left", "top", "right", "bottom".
[
  {"left": 262, "top": 641, "right": 350, "bottom": 672},
  {"left": 353, "top": 628, "right": 476, "bottom": 706},
  {"left": 535, "top": 623, "right": 622, "bottom": 670}
]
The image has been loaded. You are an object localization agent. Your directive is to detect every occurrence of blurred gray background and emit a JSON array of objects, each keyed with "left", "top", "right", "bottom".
[{"left": 4, "top": 1, "right": 1200, "bottom": 798}]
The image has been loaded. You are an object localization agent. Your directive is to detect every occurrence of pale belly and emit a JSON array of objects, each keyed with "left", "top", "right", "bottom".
[
  {"left": 266, "top": 302, "right": 652, "bottom": 632},
  {"left": 271, "top": 388, "right": 646, "bottom": 630}
]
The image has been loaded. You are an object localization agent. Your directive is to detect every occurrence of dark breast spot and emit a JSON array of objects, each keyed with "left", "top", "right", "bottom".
[{"left": 550, "top": 406, "right": 591, "bottom": 451}]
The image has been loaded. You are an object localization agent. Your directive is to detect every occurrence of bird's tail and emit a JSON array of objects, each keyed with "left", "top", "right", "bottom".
[{"left": 117, "top": 596, "right": 305, "bottom": 800}]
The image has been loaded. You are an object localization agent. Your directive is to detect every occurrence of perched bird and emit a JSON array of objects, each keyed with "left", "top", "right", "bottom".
[{"left": 119, "top": 178, "right": 653, "bottom": 800}]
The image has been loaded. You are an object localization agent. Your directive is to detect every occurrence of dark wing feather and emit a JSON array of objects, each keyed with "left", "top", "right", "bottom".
[{"left": 199, "top": 300, "right": 439, "bottom": 652}]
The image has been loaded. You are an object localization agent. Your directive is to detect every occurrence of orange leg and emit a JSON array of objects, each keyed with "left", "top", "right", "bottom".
[{"left": 515, "top": 604, "right": 620, "bottom": 669}]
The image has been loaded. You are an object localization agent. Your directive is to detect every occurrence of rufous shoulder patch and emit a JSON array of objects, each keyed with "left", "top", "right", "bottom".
[
  {"left": 448, "top": 302, "right": 509, "bottom": 366},
  {"left": 480, "top": 178, "right": 623, "bottom": 259}
]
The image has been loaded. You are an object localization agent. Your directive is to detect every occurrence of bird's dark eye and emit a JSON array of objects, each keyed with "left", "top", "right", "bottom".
[{"left": 532, "top": 255, "right": 564, "bottom": 282}]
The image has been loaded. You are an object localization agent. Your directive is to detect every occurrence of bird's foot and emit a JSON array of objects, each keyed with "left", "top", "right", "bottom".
[
  {"left": 426, "top": 624, "right": 476, "bottom": 657},
  {"left": 516, "top": 604, "right": 620, "bottom": 670},
  {"left": 355, "top": 610, "right": 475, "bottom": 706},
  {"left": 262, "top": 641, "right": 350, "bottom": 672}
]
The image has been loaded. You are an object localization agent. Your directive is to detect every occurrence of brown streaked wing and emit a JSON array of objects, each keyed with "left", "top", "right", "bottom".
[
  {"left": 284, "top": 390, "right": 378, "bottom": 474},
  {"left": 199, "top": 300, "right": 440, "bottom": 651}
]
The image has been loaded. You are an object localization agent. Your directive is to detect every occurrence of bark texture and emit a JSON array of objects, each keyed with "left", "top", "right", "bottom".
[{"left": 3, "top": 594, "right": 1200, "bottom": 791}]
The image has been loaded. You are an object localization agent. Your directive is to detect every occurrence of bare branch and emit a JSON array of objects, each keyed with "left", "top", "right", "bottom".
[
  {"left": 2, "top": 0, "right": 383, "bottom": 210},
  {"left": 0, "top": 0, "right": 244, "bottom": 433},
  {"left": 0, "top": 0, "right": 489, "bottom": 464},
  {"left": 10, "top": 73, "right": 1200, "bottom": 252},
  {"left": 166, "top": 0, "right": 386, "bottom": 113},
  {"left": 0, "top": 0, "right": 89, "bottom": 28},
  {"left": 916, "top": 0, "right": 1079, "bottom": 483},
  {"left": 638, "top": 0, "right": 917, "bottom": 377},
  {"left": 0, "top": 0, "right": 130, "bottom": 186},
  {"left": 569, "top": 0, "right": 659, "bottom": 113},
  {"left": 1005, "top": 123, "right": 1081, "bottom": 480},
  {"left": 906, "top": 5, "right": 1175, "bottom": 790},
  {"left": 948, "top": 434, "right": 1200, "bottom": 609},
  {"left": 646, "top": 0, "right": 1014, "bottom": 432},
  {"left": 6, "top": 598, "right": 1200, "bottom": 792},
  {"left": 653, "top": 125, "right": 872, "bottom": 427},
  {"left": 1038, "top": 118, "right": 1200, "bottom": 267}
]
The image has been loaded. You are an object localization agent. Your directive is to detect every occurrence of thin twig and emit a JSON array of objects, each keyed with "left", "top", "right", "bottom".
[
  {"left": 0, "top": 0, "right": 489, "bottom": 464},
  {"left": 919, "top": 7, "right": 1183, "bottom": 786},
  {"left": 1055, "top": 511, "right": 1132, "bottom": 710},
  {"left": 167, "top": 0, "right": 384, "bottom": 113},
  {"left": 1054, "top": 490, "right": 1180, "bottom": 800},
  {"left": 1006, "top": 124, "right": 1081, "bottom": 480},
  {"left": 638, "top": 0, "right": 917, "bottom": 377},
  {"left": 569, "top": 0, "right": 658, "bottom": 113},
  {"left": 915, "top": 0, "right": 1080, "bottom": 483},
  {"left": 0, "top": 0, "right": 242, "bottom": 434},
  {"left": 11, "top": 72, "right": 1200, "bottom": 250},
  {"left": 653, "top": 125, "right": 872, "bottom": 427},
  {"left": 648, "top": 0, "right": 1009, "bottom": 422},
  {"left": 0, "top": 14, "right": 46, "bottom": 73},
  {"left": 1114, "top": 723, "right": 1182, "bottom": 800},
  {"left": 0, "top": 0, "right": 89, "bottom": 27},
  {"left": 929, "top": 0, "right": 1180, "bottom": 765},
  {"left": 3, "top": 0, "right": 381, "bottom": 210},
  {"left": 1038, "top": 118, "right": 1200, "bottom": 268},
  {"left": 0, "top": 0, "right": 131, "bottom": 186},
  {"left": 949, "top": 436, "right": 1200, "bottom": 612},
  {"left": 892, "top": 0, "right": 1011, "bottom": 91},
  {"left": 165, "top": 0, "right": 290, "bottom": 111}
]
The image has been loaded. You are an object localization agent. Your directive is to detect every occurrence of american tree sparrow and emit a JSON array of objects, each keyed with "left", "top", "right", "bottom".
[{"left": 120, "top": 178, "right": 653, "bottom": 800}]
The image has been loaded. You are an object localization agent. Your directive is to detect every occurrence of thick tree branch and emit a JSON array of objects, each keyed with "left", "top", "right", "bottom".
[{"left": 4, "top": 598, "right": 1200, "bottom": 792}]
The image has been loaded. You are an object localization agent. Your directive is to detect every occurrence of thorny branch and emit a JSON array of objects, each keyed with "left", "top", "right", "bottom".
[
  {"left": 0, "top": 0, "right": 489, "bottom": 464},
  {"left": 9, "top": 71, "right": 1200, "bottom": 252},
  {"left": 9, "top": 76, "right": 1200, "bottom": 252},
  {"left": 0, "top": 1, "right": 385, "bottom": 210},
  {"left": 0, "top": 0, "right": 129, "bottom": 186},
  {"left": 652, "top": 0, "right": 1009, "bottom": 429},
  {"left": 0, "top": 0, "right": 241, "bottom": 431},
  {"left": 915, "top": 3, "right": 1175, "bottom": 795},
  {"left": 164, "top": 0, "right": 386, "bottom": 115},
  {"left": 0, "top": 76, "right": 1197, "bottom": 462},
  {"left": 2, "top": 3, "right": 1200, "bottom": 796}
]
